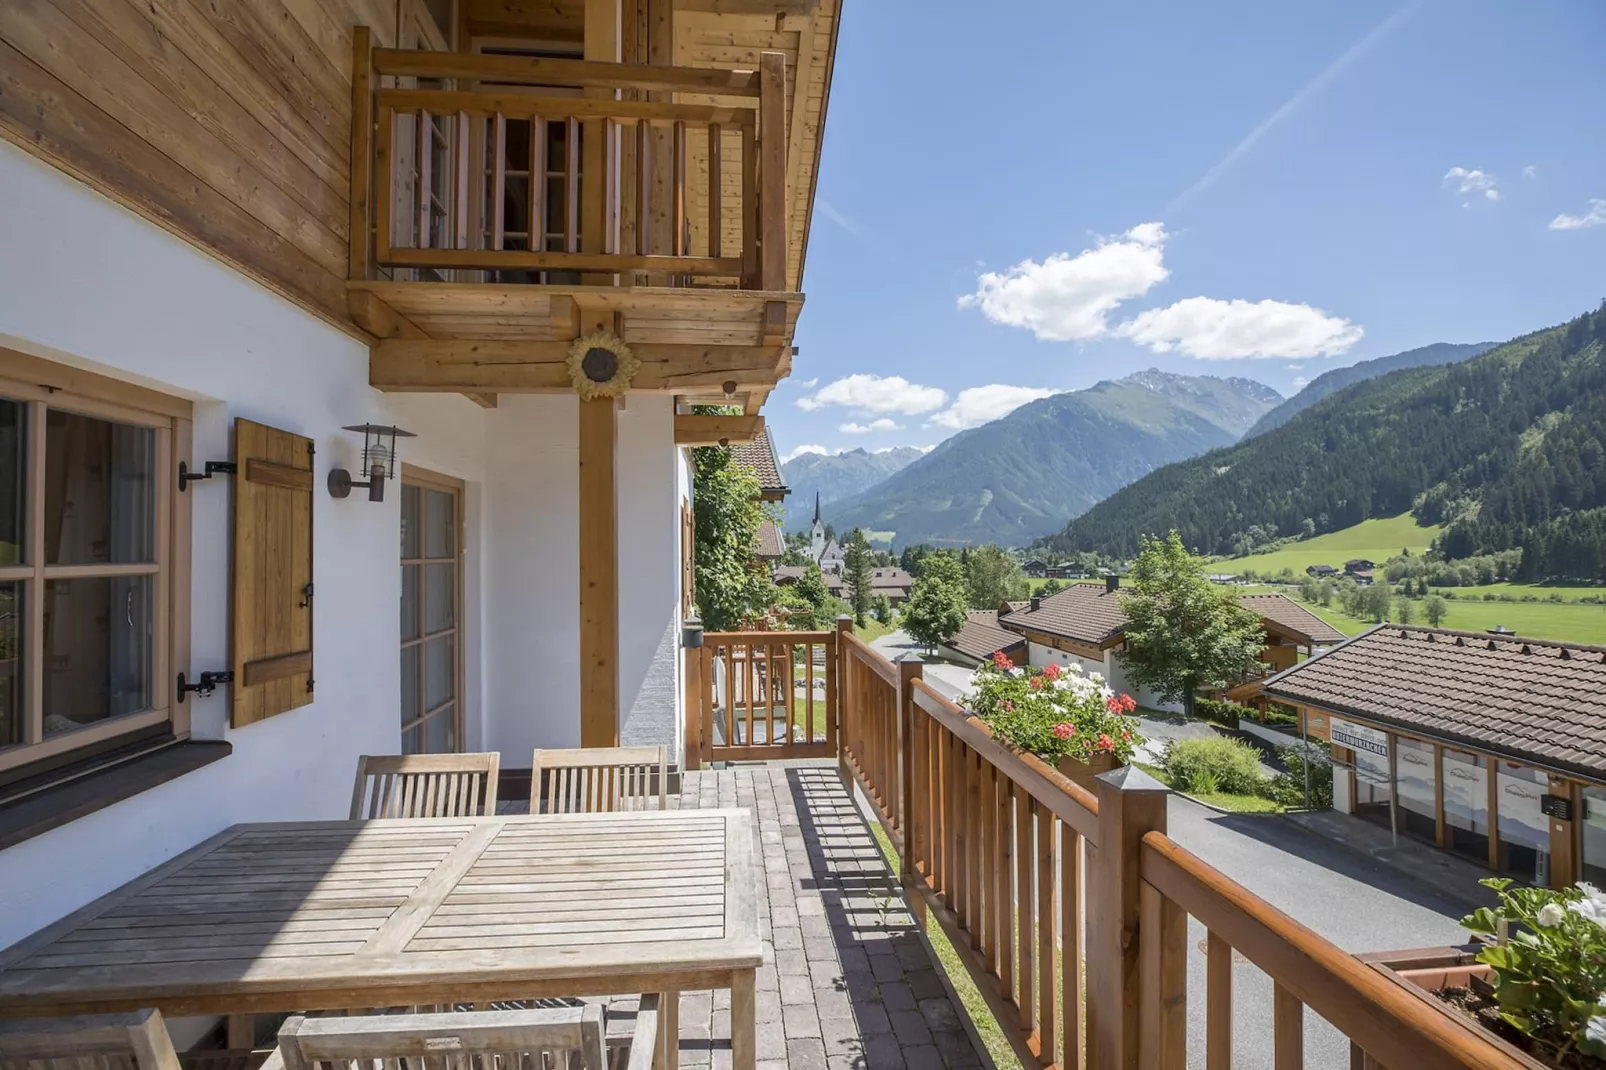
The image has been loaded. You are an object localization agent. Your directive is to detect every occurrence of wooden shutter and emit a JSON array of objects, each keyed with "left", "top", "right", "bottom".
[{"left": 230, "top": 418, "right": 315, "bottom": 727}]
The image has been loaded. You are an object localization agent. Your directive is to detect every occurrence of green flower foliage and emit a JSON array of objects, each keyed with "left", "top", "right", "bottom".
[
  {"left": 692, "top": 447, "right": 777, "bottom": 631},
  {"left": 964, "top": 657, "right": 1143, "bottom": 765}
]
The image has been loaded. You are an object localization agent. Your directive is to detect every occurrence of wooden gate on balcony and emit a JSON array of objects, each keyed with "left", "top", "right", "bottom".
[{"left": 684, "top": 626, "right": 840, "bottom": 767}]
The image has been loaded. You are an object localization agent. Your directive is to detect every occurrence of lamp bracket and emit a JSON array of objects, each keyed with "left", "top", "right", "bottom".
[
  {"left": 176, "top": 669, "right": 234, "bottom": 702},
  {"left": 178, "top": 460, "right": 236, "bottom": 492}
]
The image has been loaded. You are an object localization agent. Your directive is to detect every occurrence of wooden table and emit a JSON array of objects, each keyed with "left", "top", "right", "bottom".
[{"left": 0, "top": 809, "right": 760, "bottom": 1069}]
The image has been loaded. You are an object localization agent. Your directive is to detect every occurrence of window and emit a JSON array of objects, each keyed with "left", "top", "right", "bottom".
[
  {"left": 400, "top": 468, "right": 462, "bottom": 754},
  {"left": 1442, "top": 749, "right": 1490, "bottom": 865},
  {"left": 1583, "top": 786, "right": 1606, "bottom": 887},
  {"left": 0, "top": 351, "right": 189, "bottom": 779},
  {"left": 1395, "top": 736, "right": 1437, "bottom": 843},
  {"left": 1496, "top": 762, "right": 1551, "bottom": 886}
]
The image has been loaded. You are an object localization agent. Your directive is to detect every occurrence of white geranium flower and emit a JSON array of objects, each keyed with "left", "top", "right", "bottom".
[
  {"left": 1089, "top": 672, "right": 1104, "bottom": 684},
  {"left": 1537, "top": 903, "right": 1566, "bottom": 928},
  {"left": 1587, "top": 1015, "right": 1606, "bottom": 1047},
  {"left": 1570, "top": 887, "right": 1606, "bottom": 928}
]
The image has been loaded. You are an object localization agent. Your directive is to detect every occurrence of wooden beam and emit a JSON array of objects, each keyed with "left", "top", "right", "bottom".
[
  {"left": 371, "top": 49, "right": 762, "bottom": 97},
  {"left": 677, "top": 0, "right": 817, "bottom": 14},
  {"left": 674, "top": 414, "right": 764, "bottom": 446},
  {"left": 463, "top": 392, "right": 498, "bottom": 408},
  {"left": 379, "top": 247, "right": 745, "bottom": 276},
  {"left": 370, "top": 340, "right": 788, "bottom": 393},
  {"left": 760, "top": 300, "right": 788, "bottom": 345},
  {"left": 743, "top": 386, "right": 770, "bottom": 415},
  {"left": 578, "top": 398, "right": 619, "bottom": 747},
  {"left": 349, "top": 26, "right": 373, "bottom": 283},
  {"left": 757, "top": 52, "right": 787, "bottom": 291},
  {"left": 349, "top": 289, "right": 427, "bottom": 338}
]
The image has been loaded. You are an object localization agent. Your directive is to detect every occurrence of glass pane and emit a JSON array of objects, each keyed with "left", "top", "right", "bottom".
[
  {"left": 402, "top": 724, "right": 423, "bottom": 755},
  {"left": 0, "top": 401, "right": 23, "bottom": 565},
  {"left": 43, "top": 575, "right": 153, "bottom": 737},
  {"left": 401, "top": 565, "right": 420, "bottom": 642},
  {"left": 1585, "top": 787, "right": 1606, "bottom": 888},
  {"left": 1496, "top": 763, "right": 1550, "bottom": 885},
  {"left": 425, "top": 634, "right": 454, "bottom": 709},
  {"left": 1353, "top": 742, "right": 1392, "bottom": 830},
  {"left": 1443, "top": 750, "right": 1489, "bottom": 864},
  {"left": 424, "top": 489, "right": 454, "bottom": 559},
  {"left": 45, "top": 411, "right": 156, "bottom": 565},
  {"left": 0, "top": 582, "right": 21, "bottom": 746},
  {"left": 425, "top": 705, "right": 456, "bottom": 753},
  {"left": 401, "top": 484, "right": 421, "bottom": 559},
  {"left": 401, "top": 643, "right": 421, "bottom": 724},
  {"left": 1395, "top": 737, "right": 1437, "bottom": 842},
  {"left": 424, "top": 562, "right": 454, "bottom": 634}
]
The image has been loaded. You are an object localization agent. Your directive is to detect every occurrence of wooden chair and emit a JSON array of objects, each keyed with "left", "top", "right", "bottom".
[
  {"left": 349, "top": 752, "right": 501, "bottom": 819},
  {"left": 529, "top": 746, "right": 668, "bottom": 813},
  {"left": 266, "top": 999, "right": 661, "bottom": 1070},
  {"left": 0, "top": 1008, "right": 183, "bottom": 1070}
]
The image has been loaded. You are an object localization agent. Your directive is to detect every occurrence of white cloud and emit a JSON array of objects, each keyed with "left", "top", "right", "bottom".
[
  {"left": 1523, "top": 165, "right": 1539, "bottom": 180},
  {"left": 1550, "top": 199, "right": 1606, "bottom": 231},
  {"left": 797, "top": 374, "right": 947, "bottom": 415},
  {"left": 1117, "top": 297, "right": 1363, "bottom": 359},
  {"left": 840, "top": 418, "right": 902, "bottom": 434},
  {"left": 780, "top": 444, "right": 829, "bottom": 463},
  {"left": 1444, "top": 167, "right": 1499, "bottom": 202},
  {"left": 793, "top": 377, "right": 819, "bottom": 389},
  {"left": 928, "top": 385, "right": 1058, "bottom": 430},
  {"left": 1286, "top": 363, "right": 1305, "bottom": 371},
  {"left": 958, "top": 223, "right": 1170, "bottom": 341},
  {"left": 1292, "top": 376, "right": 1309, "bottom": 390}
]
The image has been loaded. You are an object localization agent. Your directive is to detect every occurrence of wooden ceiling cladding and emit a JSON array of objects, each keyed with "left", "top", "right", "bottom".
[{"left": 0, "top": 0, "right": 397, "bottom": 333}]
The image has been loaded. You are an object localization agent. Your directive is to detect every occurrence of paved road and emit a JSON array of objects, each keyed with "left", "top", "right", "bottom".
[
  {"left": 867, "top": 629, "right": 976, "bottom": 700},
  {"left": 1166, "top": 794, "right": 1471, "bottom": 1069}
]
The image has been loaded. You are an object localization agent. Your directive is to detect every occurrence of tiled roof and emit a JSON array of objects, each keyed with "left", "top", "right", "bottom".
[
  {"left": 945, "top": 611, "right": 1028, "bottom": 662},
  {"left": 1237, "top": 593, "right": 1347, "bottom": 646},
  {"left": 1004, "top": 585, "right": 1347, "bottom": 650},
  {"left": 1263, "top": 625, "right": 1606, "bottom": 779},
  {"left": 753, "top": 518, "right": 785, "bottom": 558},
  {"left": 729, "top": 429, "right": 787, "bottom": 496},
  {"left": 1003, "top": 583, "right": 1129, "bottom": 647}
]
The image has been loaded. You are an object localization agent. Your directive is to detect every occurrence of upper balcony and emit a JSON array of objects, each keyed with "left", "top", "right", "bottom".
[{"left": 347, "top": 32, "right": 817, "bottom": 412}]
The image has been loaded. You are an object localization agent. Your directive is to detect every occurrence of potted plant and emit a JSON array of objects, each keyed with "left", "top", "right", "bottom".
[
  {"left": 1364, "top": 879, "right": 1606, "bottom": 1069},
  {"left": 964, "top": 654, "right": 1144, "bottom": 792}
]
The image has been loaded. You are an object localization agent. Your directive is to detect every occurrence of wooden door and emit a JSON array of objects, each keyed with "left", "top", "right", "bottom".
[{"left": 400, "top": 468, "right": 463, "bottom": 753}]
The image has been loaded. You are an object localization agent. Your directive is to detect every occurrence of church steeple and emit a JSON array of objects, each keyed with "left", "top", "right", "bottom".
[{"left": 813, "top": 491, "right": 821, "bottom": 525}]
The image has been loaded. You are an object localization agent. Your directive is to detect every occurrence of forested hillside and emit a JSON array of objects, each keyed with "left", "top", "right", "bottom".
[
  {"left": 1243, "top": 341, "right": 1495, "bottom": 437},
  {"left": 1046, "top": 304, "right": 1606, "bottom": 581},
  {"left": 779, "top": 446, "right": 925, "bottom": 529}
]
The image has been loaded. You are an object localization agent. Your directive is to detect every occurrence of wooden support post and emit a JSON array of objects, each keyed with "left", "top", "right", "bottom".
[
  {"left": 834, "top": 615, "right": 852, "bottom": 790},
  {"left": 894, "top": 652, "right": 923, "bottom": 893},
  {"left": 756, "top": 51, "right": 786, "bottom": 291},
  {"left": 1088, "top": 765, "right": 1171, "bottom": 1070},
  {"left": 349, "top": 26, "right": 374, "bottom": 282},
  {"left": 579, "top": 397, "right": 619, "bottom": 746},
  {"left": 683, "top": 631, "right": 704, "bottom": 772}
]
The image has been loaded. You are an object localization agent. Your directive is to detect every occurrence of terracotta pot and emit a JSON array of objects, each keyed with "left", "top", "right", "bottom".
[
  {"left": 1359, "top": 945, "right": 1545, "bottom": 1069},
  {"left": 1056, "top": 751, "right": 1120, "bottom": 794}
]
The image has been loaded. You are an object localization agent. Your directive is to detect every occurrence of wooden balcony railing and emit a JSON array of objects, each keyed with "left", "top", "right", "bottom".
[
  {"left": 824, "top": 624, "right": 1524, "bottom": 1070},
  {"left": 350, "top": 30, "right": 788, "bottom": 290},
  {"left": 684, "top": 628, "right": 838, "bottom": 766}
]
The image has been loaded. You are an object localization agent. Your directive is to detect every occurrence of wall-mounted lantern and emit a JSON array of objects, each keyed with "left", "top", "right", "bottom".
[{"left": 328, "top": 423, "right": 415, "bottom": 502}]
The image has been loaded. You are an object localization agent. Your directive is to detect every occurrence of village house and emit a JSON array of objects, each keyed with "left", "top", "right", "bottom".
[
  {"left": 729, "top": 427, "right": 787, "bottom": 565},
  {"left": 1345, "top": 558, "right": 1376, "bottom": 574},
  {"left": 1264, "top": 624, "right": 1606, "bottom": 890},
  {"left": 0, "top": 0, "right": 839, "bottom": 954},
  {"left": 1021, "top": 558, "right": 1047, "bottom": 578},
  {"left": 1307, "top": 563, "right": 1339, "bottom": 578}
]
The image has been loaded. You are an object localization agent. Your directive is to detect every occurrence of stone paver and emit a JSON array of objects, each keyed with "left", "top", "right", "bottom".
[{"left": 499, "top": 761, "right": 985, "bottom": 1068}]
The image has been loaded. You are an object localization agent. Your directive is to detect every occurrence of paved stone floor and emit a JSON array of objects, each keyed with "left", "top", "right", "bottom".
[{"left": 506, "top": 761, "right": 986, "bottom": 1069}]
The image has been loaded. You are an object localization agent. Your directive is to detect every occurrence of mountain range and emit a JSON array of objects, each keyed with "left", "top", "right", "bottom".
[
  {"left": 1046, "top": 304, "right": 1606, "bottom": 581},
  {"left": 1243, "top": 341, "right": 1496, "bottom": 438},
  {"left": 779, "top": 447, "right": 926, "bottom": 528},
  {"left": 818, "top": 370, "right": 1283, "bottom": 549}
]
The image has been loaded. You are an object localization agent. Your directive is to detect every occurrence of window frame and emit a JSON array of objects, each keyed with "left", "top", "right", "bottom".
[
  {"left": 400, "top": 463, "right": 464, "bottom": 754},
  {"left": 0, "top": 348, "right": 191, "bottom": 778}
]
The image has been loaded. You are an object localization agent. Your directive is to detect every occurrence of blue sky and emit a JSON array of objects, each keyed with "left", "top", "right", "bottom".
[{"left": 774, "top": 0, "right": 1606, "bottom": 461}]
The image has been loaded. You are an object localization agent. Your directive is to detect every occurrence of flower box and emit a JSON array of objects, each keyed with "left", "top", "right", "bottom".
[
  {"left": 1359, "top": 944, "right": 1546, "bottom": 1069},
  {"left": 1056, "top": 751, "right": 1121, "bottom": 794},
  {"left": 963, "top": 653, "right": 1144, "bottom": 772}
]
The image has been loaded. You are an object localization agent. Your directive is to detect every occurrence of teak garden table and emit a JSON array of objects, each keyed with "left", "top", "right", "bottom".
[{"left": 0, "top": 809, "right": 760, "bottom": 1069}]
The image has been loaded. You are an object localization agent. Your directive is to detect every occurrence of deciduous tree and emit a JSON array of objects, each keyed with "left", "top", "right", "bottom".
[{"left": 692, "top": 447, "right": 777, "bottom": 630}]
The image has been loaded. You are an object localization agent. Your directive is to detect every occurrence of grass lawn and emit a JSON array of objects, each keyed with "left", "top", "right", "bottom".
[
  {"left": 1219, "top": 513, "right": 1441, "bottom": 576},
  {"left": 1134, "top": 761, "right": 1284, "bottom": 813},
  {"left": 1251, "top": 587, "right": 1606, "bottom": 645},
  {"left": 854, "top": 616, "right": 897, "bottom": 643}
]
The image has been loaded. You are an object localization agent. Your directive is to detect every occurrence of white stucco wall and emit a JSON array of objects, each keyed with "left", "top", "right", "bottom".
[
  {"left": 1024, "top": 640, "right": 1182, "bottom": 714},
  {"left": 0, "top": 140, "right": 687, "bottom": 949}
]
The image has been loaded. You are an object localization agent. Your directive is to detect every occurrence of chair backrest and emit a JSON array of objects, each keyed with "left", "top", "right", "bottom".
[
  {"left": 530, "top": 746, "right": 668, "bottom": 813},
  {"left": 350, "top": 752, "right": 501, "bottom": 819},
  {"left": 0, "top": 1009, "right": 183, "bottom": 1070},
  {"left": 275, "top": 1007, "right": 606, "bottom": 1070}
]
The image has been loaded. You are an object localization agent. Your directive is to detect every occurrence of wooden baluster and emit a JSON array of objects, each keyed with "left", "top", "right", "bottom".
[
  {"left": 1062, "top": 824, "right": 1083, "bottom": 1070},
  {"left": 1207, "top": 932, "right": 1232, "bottom": 1070},
  {"left": 490, "top": 113, "right": 506, "bottom": 252},
  {"left": 745, "top": 641, "right": 756, "bottom": 749},
  {"left": 564, "top": 117, "right": 581, "bottom": 253},
  {"left": 529, "top": 117, "right": 547, "bottom": 254},
  {"left": 996, "top": 775, "right": 1013, "bottom": 995},
  {"left": 636, "top": 119, "right": 652, "bottom": 257},
  {"left": 707, "top": 123, "right": 722, "bottom": 258},
  {"left": 740, "top": 118, "right": 758, "bottom": 287},
  {"left": 700, "top": 644, "right": 714, "bottom": 765},
  {"left": 757, "top": 51, "right": 786, "bottom": 290},
  {"left": 1016, "top": 793, "right": 1035, "bottom": 1031},
  {"left": 723, "top": 640, "right": 736, "bottom": 749},
  {"left": 454, "top": 111, "right": 470, "bottom": 250},
  {"left": 1037, "top": 810, "right": 1056, "bottom": 1062},
  {"left": 981, "top": 762, "right": 999, "bottom": 975},
  {"left": 969, "top": 749, "right": 984, "bottom": 948},
  {"left": 805, "top": 640, "right": 816, "bottom": 743},
  {"left": 417, "top": 109, "right": 432, "bottom": 250},
  {"left": 1274, "top": 983, "right": 1303, "bottom": 1070},
  {"left": 673, "top": 119, "right": 687, "bottom": 260},
  {"left": 348, "top": 27, "right": 373, "bottom": 281}
]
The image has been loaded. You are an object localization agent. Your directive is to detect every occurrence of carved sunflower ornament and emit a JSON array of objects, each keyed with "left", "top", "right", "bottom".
[{"left": 567, "top": 330, "right": 640, "bottom": 401}]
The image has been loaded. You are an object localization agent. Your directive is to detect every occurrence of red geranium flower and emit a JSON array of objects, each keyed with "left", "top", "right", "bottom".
[
  {"left": 1042, "top": 663, "right": 1061, "bottom": 681},
  {"left": 1029, "top": 676, "right": 1045, "bottom": 691},
  {"left": 1104, "top": 695, "right": 1124, "bottom": 713},
  {"left": 1119, "top": 694, "right": 1138, "bottom": 713},
  {"left": 1051, "top": 722, "right": 1074, "bottom": 740},
  {"left": 992, "top": 652, "right": 1014, "bottom": 671},
  {"left": 1002, "top": 700, "right": 1013, "bottom": 713},
  {"left": 1097, "top": 733, "right": 1115, "bottom": 752}
]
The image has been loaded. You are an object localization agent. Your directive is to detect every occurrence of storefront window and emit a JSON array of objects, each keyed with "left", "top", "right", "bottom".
[
  {"left": 1442, "top": 750, "right": 1489, "bottom": 865},
  {"left": 1584, "top": 787, "right": 1606, "bottom": 888},
  {"left": 1496, "top": 763, "right": 1550, "bottom": 886},
  {"left": 1396, "top": 737, "right": 1437, "bottom": 843},
  {"left": 1354, "top": 744, "right": 1392, "bottom": 829}
]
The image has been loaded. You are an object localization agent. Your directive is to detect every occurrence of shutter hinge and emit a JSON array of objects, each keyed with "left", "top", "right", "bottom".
[
  {"left": 177, "top": 670, "right": 234, "bottom": 702},
  {"left": 307, "top": 676, "right": 315, "bottom": 694},
  {"left": 300, "top": 582, "right": 314, "bottom": 608},
  {"left": 178, "top": 460, "right": 236, "bottom": 491}
]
